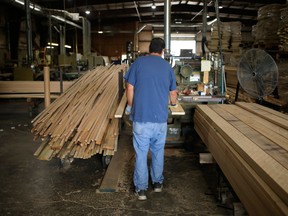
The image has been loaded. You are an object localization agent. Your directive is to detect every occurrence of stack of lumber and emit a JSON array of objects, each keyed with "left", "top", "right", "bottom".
[
  {"left": 254, "top": 4, "right": 282, "bottom": 49},
  {"left": 32, "top": 64, "right": 127, "bottom": 160},
  {"left": 194, "top": 102, "right": 288, "bottom": 216},
  {"left": 278, "top": 6, "right": 288, "bottom": 52},
  {"left": 277, "top": 61, "right": 288, "bottom": 105},
  {"left": 224, "top": 65, "right": 238, "bottom": 89},
  {"left": 209, "top": 22, "right": 242, "bottom": 53}
]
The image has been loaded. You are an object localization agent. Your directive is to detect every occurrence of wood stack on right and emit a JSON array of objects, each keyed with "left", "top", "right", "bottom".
[{"left": 194, "top": 102, "right": 288, "bottom": 216}]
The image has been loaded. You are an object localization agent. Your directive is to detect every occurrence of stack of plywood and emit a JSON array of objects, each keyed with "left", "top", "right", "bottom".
[
  {"left": 32, "top": 64, "right": 127, "bottom": 160},
  {"left": 194, "top": 102, "right": 288, "bottom": 216}
]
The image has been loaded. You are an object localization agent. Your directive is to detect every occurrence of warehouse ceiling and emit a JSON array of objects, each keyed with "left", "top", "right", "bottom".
[{"left": 4, "top": 0, "right": 288, "bottom": 32}]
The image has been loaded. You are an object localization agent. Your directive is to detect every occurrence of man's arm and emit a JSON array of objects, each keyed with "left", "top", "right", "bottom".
[
  {"left": 169, "top": 89, "right": 177, "bottom": 105},
  {"left": 126, "top": 82, "right": 134, "bottom": 107}
]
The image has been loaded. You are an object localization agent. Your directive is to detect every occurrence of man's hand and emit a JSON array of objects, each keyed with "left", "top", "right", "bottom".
[{"left": 125, "top": 105, "right": 132, "bottom": 115}]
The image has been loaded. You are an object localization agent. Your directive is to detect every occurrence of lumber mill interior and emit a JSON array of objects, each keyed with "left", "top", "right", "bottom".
[{"left": 0, "top": 0, "right": 288, "bottom": 215}]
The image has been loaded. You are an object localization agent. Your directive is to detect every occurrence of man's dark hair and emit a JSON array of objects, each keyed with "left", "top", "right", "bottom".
[{"left": 149, "top": 38, "right": 165, "bottom": 54}]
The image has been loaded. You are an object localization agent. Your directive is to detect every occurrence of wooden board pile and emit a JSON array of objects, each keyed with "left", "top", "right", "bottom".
[
  {"left": 209, "top": 21, "right": 242, "bottom": 53},
  {"left": 278, "top": 6, "right": 288, "bottom": 52},
  {"left": 254, "top": 4, "right": 282, "bottom": 49},
  {"left": 32, "top": 64, "right": 127, "bottom": 160},
  {"left": 194, "top": 102, "right": 288, "bottom": 216},
  {"left": 224, "top": 65, "right": 238, "bottom": 89}
]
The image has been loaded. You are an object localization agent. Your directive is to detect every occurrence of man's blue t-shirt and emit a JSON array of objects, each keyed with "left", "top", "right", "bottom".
[{"left": 124, "top": 55, "right": 177, "bottom": 123}]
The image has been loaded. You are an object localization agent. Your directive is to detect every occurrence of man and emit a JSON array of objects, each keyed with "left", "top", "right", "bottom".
[{"left": 124, "top": 38, "right": 177, "bottom": 200}]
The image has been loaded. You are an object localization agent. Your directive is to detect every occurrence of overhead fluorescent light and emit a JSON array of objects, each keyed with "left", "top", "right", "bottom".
[
  {"left": 98, "top": 31, "right": 103, "bottom": 34},
  {"left": 151, "top": 1, "right": 156, "bottom": 9},
  {"left": 48, "top": 42, "right": 59, "bottom": 46},
  {"left": 175, "top": 19, "right": 182, "bottom": 24},
  {"left": 15, "top": 0, "right": 24, "bottom": 5},
  {"left": 65, "top": 45, "right": 71, "bottom": 49},
  {"left": 85, "top": 10, "right": 90, "bottom": 15},
  {"left": 208, "top": 18, "right": 217, "bottom": 25},
  {"left": 34, "top": 5, "right": 41, "bottom": 11}
]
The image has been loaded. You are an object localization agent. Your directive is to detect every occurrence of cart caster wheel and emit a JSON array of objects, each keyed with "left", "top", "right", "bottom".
[
  {"left": 102, "top": 155, "right": 112, "bottom": 168},
  {"left": 59, "top": 157, "right": 74, "bottom": 169}
]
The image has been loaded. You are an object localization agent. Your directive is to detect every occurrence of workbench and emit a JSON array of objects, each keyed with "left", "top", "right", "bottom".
[{"left": 194, "top": 102, "right": 288, "bottom": 216}]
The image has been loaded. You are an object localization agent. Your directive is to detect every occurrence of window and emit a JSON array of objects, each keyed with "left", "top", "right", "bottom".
[{"left": 171, "top": 40, "right": 196, "bottom": 56}]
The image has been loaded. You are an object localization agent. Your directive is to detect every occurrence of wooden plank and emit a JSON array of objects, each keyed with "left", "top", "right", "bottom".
[
  {"left": 194, "top": 111, "right": 288, "bottom": 216},
  {"left": 217, "top": 104, "right": 288, "bottom": 150},
  {"left": 236, "top": 102, "right": 288, "bottom": 130},
  {"left": 0, "top": 94, "right": 59, "bottom": 98},
  {"left": 0, "top": 81, "right": 73, "bottom": 93},
  {"left": 102, "top": 118, "right": 119, "bottom": 150},
  {"left": 98, "top": 131, "right": 133, "bottom": 192},
  {"left": 247, "top": 102, "right": 288, "bottom": 121},
  {"left": 195, "top": 105, "right": 288, "bottom": 206},
  {"left": 169, "top": 103, "right": 185, "bottom": 115},
  {"left": 209, "top": 105, "right": 288, "bottom": 169},
  {"left": 114, "top": 93, "right": 127, "bottom": 118}
]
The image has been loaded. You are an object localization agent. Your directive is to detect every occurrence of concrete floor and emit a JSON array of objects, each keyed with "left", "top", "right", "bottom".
[{"left": 0, "top": 99, "right": 234, "bottom": 216}]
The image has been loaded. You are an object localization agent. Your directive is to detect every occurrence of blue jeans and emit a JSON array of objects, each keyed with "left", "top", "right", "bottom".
[{"left": 132, "top": 121, "right": 167, "bottom": 191}]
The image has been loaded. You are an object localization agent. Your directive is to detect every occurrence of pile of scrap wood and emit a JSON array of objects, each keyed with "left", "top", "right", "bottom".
[
  {"left": 194, "top": 102, "right": 288, "bottom": 215},
  {"left": 32, "top": 64, "right": 127, "bottom": 160}
]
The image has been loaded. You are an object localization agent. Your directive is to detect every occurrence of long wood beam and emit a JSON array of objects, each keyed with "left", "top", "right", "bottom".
[{"left": 0, "top": 81, "right": 74, "bottom": 94}]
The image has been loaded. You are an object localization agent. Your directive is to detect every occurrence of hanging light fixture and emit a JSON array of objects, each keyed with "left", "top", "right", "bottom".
[
  {"left": 151, "top": 1, "right": 156, "bottom": 9},
  {"left": 218, "top": 1, "right": 223, "bottom": 9},
  {"left": 85, "top": 0, "right": 90, "bottom": 14}
]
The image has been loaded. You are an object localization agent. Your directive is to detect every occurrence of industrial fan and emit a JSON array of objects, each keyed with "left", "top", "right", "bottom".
[{"left": 237, "top": 48, "right": 279, "bottom": 99}]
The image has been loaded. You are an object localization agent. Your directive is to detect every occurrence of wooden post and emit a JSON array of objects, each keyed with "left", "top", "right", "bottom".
[{"left": 44, "top": 66, "right": 51, "bottom": 107}]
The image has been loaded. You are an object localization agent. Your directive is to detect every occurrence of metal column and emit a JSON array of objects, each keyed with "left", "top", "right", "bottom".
[
  {"left": 164, "top": 0, "right": 171, "bottom": 58},
  {"left": 59, "top": 25, "right": 66, "bottom": 55},
  {"left": 202, "top": 0, "right": 208, "bottom": 57},
  {"left": 25, "top": 0, "right": 33, "bottom": 65},
  {"left": 82, "top": 18, "right": 91, "bottom": 57}
]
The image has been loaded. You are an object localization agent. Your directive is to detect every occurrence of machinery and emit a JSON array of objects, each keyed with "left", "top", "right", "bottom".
[
  {"left": 166, "top": 50, "right": 225, "bottom": 147},
  {"left": 173, "top": 59, "right": 202, "bottom": 88}
]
